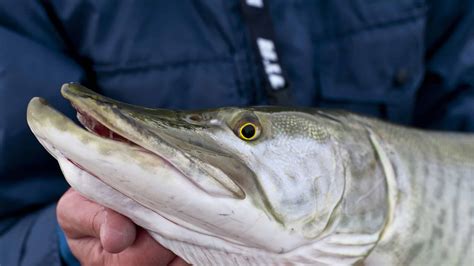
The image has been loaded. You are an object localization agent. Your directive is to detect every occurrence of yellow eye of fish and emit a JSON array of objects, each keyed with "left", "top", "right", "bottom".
[{"left": 238, "top": 122, "right": 259, "bottom": 141}]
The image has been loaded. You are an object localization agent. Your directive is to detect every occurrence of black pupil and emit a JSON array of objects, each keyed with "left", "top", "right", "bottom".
[{"left": 241, "top": 124, "right": 255, "bottom": 139}]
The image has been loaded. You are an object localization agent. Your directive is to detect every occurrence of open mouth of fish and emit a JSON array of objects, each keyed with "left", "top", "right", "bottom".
[
  {"left": 26, "top": 83, "right": 275, "bottom": 252},
  {"left": 27, "top": 84, "right": 245, "bottom": 200},
  {"left": 67, "top": 103, "right": 158, "bottom": 175},
  {"left": 75, "top": 104, "right": 137, "bottom": 148}
]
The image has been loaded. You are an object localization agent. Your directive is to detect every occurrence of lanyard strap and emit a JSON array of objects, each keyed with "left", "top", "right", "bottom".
[{"left": 240, "top": 0, "right": 293, "bottom": 105}]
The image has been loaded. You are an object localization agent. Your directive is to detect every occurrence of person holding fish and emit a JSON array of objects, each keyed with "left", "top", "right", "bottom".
[{"left": 0, "top": 1, "right": 473, "bottom": 265}]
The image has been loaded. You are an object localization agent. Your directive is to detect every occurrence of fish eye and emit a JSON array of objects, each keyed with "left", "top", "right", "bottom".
[{"left": 238, "top": 122, "right": 260, "bottom": 141}]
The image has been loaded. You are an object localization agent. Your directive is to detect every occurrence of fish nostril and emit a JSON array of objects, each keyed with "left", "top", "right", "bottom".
[{"left": 188, "top": 114, "right": 203, "bottom": 122}]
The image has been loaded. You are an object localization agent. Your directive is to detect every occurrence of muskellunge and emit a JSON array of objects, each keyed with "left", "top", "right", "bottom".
[{"left": 27, "top": 83, "right": 473, "bottom": 265}]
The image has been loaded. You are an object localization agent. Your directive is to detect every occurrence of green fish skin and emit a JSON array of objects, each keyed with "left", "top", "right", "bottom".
[{"left": 26, "top": 83, "right": 473, "bottom": 265}]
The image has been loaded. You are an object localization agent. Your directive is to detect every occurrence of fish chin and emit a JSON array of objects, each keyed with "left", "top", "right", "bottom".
[{"left": 55, "top": 156, "right": 257, "bottom": 265}]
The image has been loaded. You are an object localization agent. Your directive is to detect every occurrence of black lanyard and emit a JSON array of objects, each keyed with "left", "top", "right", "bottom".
[{"left": 240, "top": 0, "right": 293, "bottom": 105}]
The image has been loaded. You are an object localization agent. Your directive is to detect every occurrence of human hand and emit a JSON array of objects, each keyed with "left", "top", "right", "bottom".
[{"left": 57, "top": 188, "right": 189, "bottom": 266}]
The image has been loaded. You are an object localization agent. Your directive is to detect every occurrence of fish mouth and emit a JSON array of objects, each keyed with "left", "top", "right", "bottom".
[
  {"left": 27, "top": 83, "right": 245, "bottom": 199},
  {"left": 26, "top": 91, "right": 273, "bottom": 256}
]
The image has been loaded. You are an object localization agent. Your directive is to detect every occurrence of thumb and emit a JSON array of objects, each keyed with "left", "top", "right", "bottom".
[
  {"left": 100, "top": 208, "right": 137, "bottom": 253},
  {"left": 57, "top": 188, "right": 137, "bottom": 253}
]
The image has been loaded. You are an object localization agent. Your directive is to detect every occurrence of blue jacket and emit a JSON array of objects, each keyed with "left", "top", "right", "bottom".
[{"left": 1, "top": 1, "right": 473, "bottom": 265}]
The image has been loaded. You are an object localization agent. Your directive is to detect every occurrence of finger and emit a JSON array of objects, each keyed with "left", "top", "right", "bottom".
[
  {"left": 57, "top": 188, "right": 103, "bottom": 239},
  {"left": 57, "top": 188, "right": 137, "bottom": 253},
  {"left": 169, "top": 257, "right": 191, "bottom": 266},
  {"left": 123, "top": 229, "right": 178, "bottom": 265},
  {"left": 100, "top": 208, "right": 136, "bottom": 253}
]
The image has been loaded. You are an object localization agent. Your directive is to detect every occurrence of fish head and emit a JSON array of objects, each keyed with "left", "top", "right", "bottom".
[{"left": 27, "top": 84, "right": 363, "bottom": 260}]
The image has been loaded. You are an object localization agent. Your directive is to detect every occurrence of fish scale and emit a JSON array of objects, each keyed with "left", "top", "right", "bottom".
[{"left": 360, "top": 118, "right": 474, "bottom": 266}]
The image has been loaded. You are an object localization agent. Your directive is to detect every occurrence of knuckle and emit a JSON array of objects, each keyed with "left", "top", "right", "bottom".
[
  {"left": 90, "top": 207, "right": 104, "bottom": 237},
  {"left": 56, "top": 201, "right": 71, "bottom": 231},
  {"left": 71, "top": 239, "right": 106, "bottom": 266},
  {"left": 56, "top": 191, "right": 79, "bottom": 232}
]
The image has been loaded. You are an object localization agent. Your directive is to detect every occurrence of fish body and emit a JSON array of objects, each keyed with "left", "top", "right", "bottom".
[{"left": 27, "top": 84, "right": 473, "bottom": 265}]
